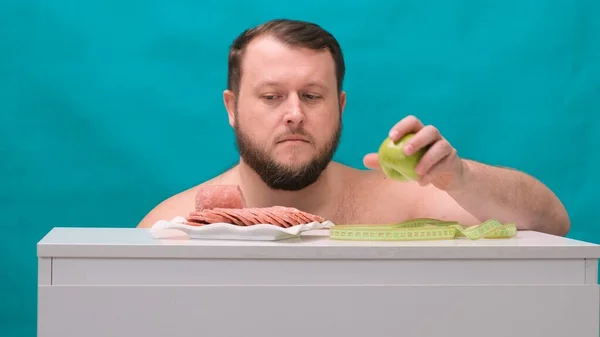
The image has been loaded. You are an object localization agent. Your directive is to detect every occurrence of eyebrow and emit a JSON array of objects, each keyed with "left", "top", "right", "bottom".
[
  {"left": 256, "top": 81, "right": 281, "bottom": 88},
  {"left": 255, "top": 81, "right": 328, "bottom": 89},
  {"left": 304, "top": 81, "right": 327, "bottom": 89}
]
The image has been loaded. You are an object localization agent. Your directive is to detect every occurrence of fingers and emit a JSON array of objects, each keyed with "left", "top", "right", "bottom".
[
  {"left": 404, "top": 125, "right": 442, "bottom": 155},
  {"left": 363, "top": 153, "right": 380, "bottom": 170},
  {"left": 415, "top": 139, "right": 454, "bottom": 176},
  {"left": 389, "top": 115, "right": 424, "bottom": 142},
  {"left": 417, "top": 148, "right": 459, "bottom": 189},
  {"left": 382, "top": 115, "right": 462, "bottom": 189}
]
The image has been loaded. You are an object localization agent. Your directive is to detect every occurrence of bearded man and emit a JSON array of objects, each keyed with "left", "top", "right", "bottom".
[{"left": 137, "top": 19, "right": 570, "bottom": 236}]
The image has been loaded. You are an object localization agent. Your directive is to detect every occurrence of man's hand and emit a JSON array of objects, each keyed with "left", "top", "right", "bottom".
[{"left": 364, "top": 115, "right": 467, "bottom": 191}]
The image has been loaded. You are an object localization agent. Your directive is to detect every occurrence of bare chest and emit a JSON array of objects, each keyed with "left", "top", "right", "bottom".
[{"left": 323, "top": 185, "right": 423, "bottom": 226}]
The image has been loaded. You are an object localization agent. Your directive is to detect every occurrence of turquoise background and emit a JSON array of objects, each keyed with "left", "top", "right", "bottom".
[{"left": 1, "top": 0, "right": 599, "bottom": 335}]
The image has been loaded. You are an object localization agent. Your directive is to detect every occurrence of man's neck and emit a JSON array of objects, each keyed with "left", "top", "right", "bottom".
[{"left": 235, "top": 160, "right": 341, "bottom": 214}]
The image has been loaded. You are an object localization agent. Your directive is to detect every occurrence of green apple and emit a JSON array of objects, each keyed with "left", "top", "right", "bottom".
[{"left": 377, "top": 133, "right": 426, "bottom": 181}]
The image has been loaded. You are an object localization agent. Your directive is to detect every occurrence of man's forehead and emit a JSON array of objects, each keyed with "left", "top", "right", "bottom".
[{"left": 240, "top": 35, "right": 336, "bottom": 86}]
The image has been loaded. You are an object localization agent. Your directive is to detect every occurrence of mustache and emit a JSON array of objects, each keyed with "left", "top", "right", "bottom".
[{"left": 275, "top": 130, "right": 315, "bottom": 143}]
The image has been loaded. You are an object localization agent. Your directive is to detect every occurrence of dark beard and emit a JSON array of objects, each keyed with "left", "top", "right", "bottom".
[{"left": 234, "top": 118, "right": 341, "bottom": 191}]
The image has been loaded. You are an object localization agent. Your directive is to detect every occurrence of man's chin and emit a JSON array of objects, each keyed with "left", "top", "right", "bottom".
[
  {"left": 242, "top": 154, "right": 333, "bottom": 191},
  {"left": 273, "top": 158, "right": 315, "bottom": 170},
  {"left": 273, "top": 148, "right": 317, "bottom": 161}
]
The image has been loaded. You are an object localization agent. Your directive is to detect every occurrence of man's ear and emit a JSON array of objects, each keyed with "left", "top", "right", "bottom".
[
  {"left": 223, "top": 89, "right": 236, "bottom": 127},
  {"left": 339, "top": 90, "right": 347, "bottom": 115}
]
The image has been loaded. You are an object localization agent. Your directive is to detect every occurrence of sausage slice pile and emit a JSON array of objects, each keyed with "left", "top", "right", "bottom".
[{"left": 185, "top": 185, "right": 325, "bottom": 227}]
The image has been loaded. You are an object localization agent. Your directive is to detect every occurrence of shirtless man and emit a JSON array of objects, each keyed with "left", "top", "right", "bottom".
[{"left": 137, "top": 19, "right": 570, "bottom": 236}]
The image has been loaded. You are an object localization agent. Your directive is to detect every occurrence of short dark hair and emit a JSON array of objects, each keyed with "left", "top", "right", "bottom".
[{"left": 227, "top": 19, "right": 345, "bottom": 95}]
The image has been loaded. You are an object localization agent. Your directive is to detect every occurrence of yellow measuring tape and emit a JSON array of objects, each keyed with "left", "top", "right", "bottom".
[{"left": 329, "top": 218, "right": 517, "bottom": 241}]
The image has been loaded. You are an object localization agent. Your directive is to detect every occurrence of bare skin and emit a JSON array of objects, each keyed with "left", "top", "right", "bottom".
[
  {"left": 137, "top": 33, "right": 570, "bottom": 236},
  {"left": 138, "top": 159, "right": 570, "bottom": 236},
  {"left": 137, "top": 162, "right": 470, "bottom": 226}
]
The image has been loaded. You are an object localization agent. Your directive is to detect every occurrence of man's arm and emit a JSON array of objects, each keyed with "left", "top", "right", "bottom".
[
  {"left": 443, "top": 159, "right": 570, "bottom": 236},
  {"left": 365, "top": 115, "right": 569, "bottom": 236}
]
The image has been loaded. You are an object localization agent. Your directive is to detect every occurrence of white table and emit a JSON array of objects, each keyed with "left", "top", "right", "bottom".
[{"left": 37, "top": 227, "right": 600, "bottom": 337}]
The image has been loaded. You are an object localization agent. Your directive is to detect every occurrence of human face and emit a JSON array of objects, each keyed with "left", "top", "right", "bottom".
[{"left": 224, "top": 35, "right": 346, "bottom": 191}]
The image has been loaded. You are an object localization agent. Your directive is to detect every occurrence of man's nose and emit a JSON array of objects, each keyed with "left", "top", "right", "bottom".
[{"left": 283, "top": 94, "right": 304, "bottom": 126}]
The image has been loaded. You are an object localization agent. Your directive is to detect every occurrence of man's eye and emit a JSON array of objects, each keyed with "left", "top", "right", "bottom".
[
  {"left": 304, "top": 93, "right": 321, "bottom": 100},
  {"left": 262, "top": 94, "right": 279, "bottom": 100}
]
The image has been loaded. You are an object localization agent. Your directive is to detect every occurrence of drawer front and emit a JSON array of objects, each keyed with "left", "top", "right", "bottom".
[
  {"left": 50, "top": 257, "right": 587, "bottom": 285},
  {"left": 38, "top": 284, "right": 599, "bottom": 337}
]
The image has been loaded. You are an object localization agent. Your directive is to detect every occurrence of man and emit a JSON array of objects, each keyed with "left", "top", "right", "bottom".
[{"left": 137, "top": 19, "right": 570, "bottom": 236}]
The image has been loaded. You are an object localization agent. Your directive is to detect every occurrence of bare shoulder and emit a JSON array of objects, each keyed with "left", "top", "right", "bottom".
[{"left": 136, "top": 167, "right": 239, "bottom": 228}]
